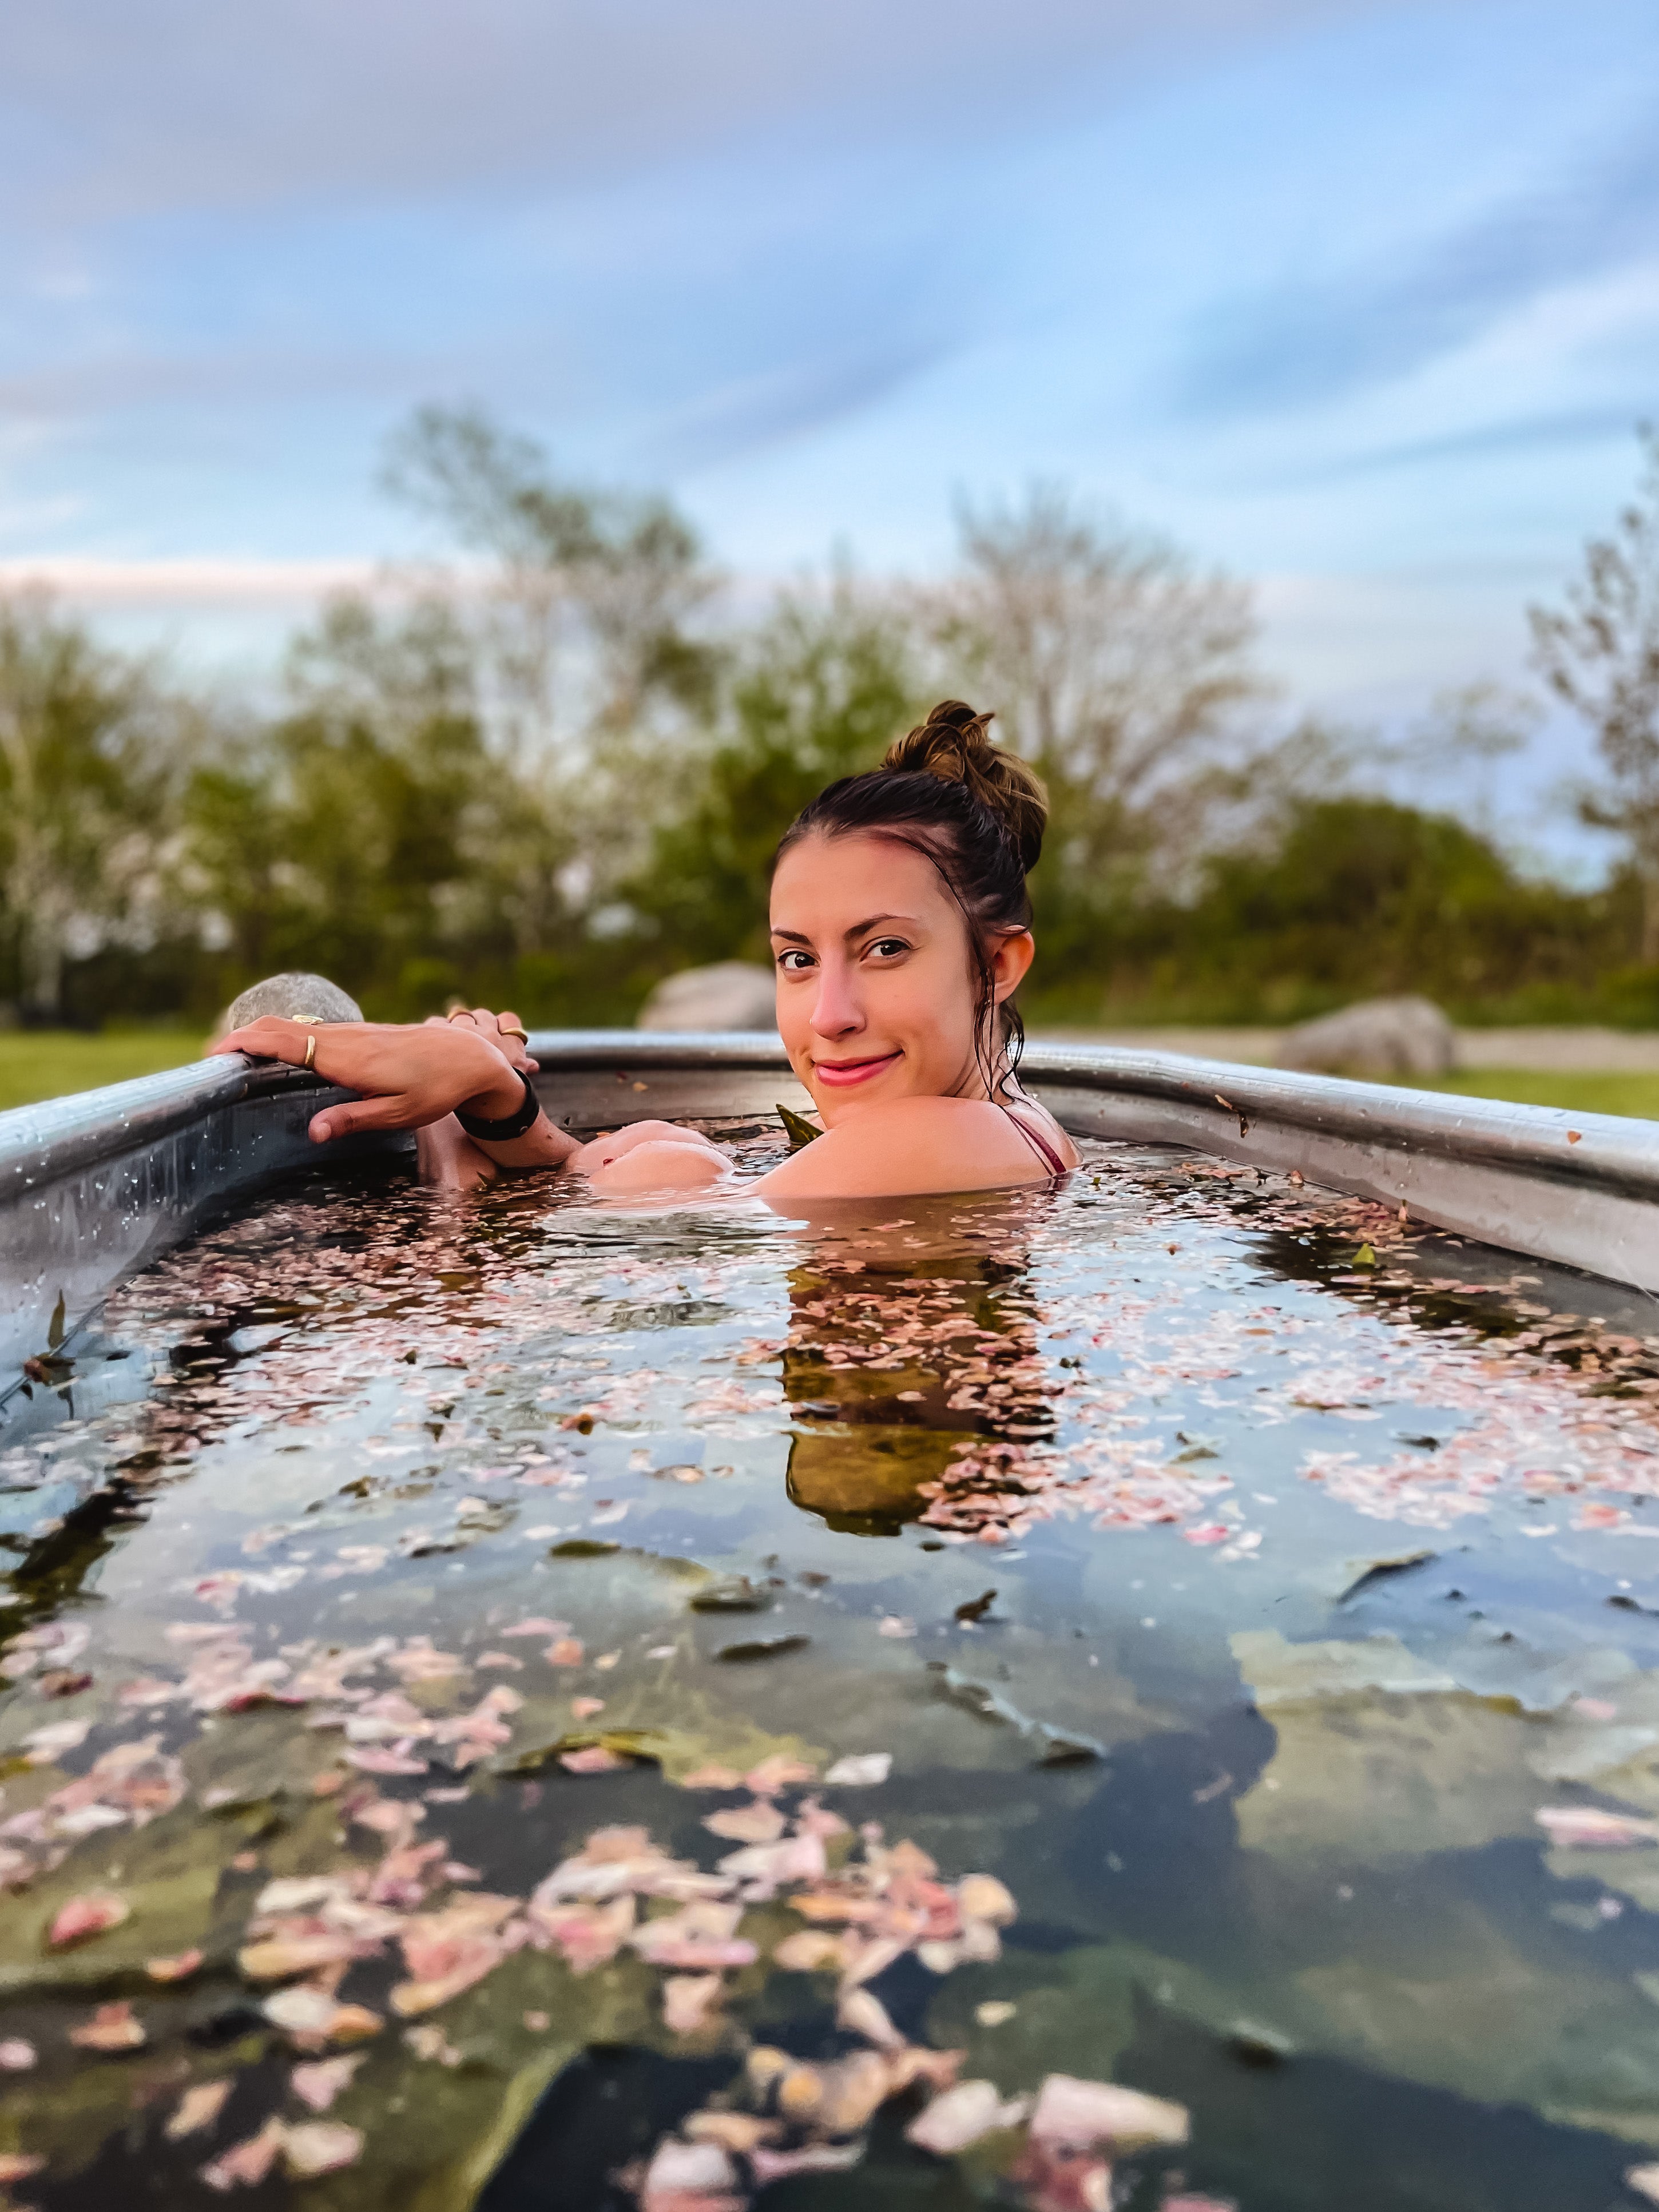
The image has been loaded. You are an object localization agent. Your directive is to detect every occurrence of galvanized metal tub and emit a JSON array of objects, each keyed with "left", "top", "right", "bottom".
[{"left": 2, "top": 1029, "right": 1657, "bottom": 1397}]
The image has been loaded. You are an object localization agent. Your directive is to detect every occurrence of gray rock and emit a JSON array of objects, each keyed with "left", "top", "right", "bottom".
[
  {"left": 215, "top": 972, "right": 364, "bottom": 1039},
  {"left": 1276, "top": 994, "right": 1456, "bottom": 1078},
  {"left": 637, "top": 961, "right": 778, "bottom": 1033}
]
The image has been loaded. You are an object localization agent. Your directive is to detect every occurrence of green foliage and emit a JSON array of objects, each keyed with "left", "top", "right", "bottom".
[
  {"left": 1184, "top": 797, "right": 1607, "bottom": 1000},
  {"left": 7, "top": 419, "right": 1659, "bottom": 1043},
  {"left": 1027, "top": 797, "right": 1634, "bottom": 1026},
  {"left": 625, "top": 586, "right": 920, "bottom": 965},
  {"left": 180, "top": 595, "right": 577, "bottom": 1019},
  {"left": 0, "top": 596, "right": 187, "bottom": 1018}
]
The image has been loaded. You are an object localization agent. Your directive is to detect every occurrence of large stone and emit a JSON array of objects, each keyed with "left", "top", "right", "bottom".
[
  {"left": 215, "top": 972, "right": 364, "bottom": 1039},
  {"left": 637, "top": 962, "right": 777, "bottom": 1033},
  {"left": 1276, "top": 994, "right": 1456, "bottom": 1077}
]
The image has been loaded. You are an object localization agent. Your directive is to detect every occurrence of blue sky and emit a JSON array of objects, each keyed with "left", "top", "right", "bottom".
[{"left": 1, "top": 0, "right": 1656, "bottom": 819}]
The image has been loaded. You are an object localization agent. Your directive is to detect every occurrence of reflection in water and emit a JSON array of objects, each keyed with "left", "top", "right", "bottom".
[{"left": 780, "top": 1201, "right": 1055, "bottom": 1532}]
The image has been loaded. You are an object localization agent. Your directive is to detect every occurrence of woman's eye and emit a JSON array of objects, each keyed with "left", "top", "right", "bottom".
[
  {"left": 776, "top": 950, "right": 814, "bottom": 973},
  {"left": 867, "top": 938, "right": 910, "bottom": 960}
]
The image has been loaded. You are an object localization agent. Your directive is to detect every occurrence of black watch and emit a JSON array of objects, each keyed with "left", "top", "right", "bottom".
[{"left": 455, "top": 1069, "right": 543, "bottom": 1142}]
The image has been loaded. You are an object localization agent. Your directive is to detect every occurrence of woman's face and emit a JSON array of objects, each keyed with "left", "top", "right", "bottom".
[{"left": 769, "top": 829, "right": 1033, "bottom": 1123}]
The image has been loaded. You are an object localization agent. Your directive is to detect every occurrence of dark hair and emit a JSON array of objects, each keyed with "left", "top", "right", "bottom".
[{"left": 773, "top": 699, "right": 1049, "bottom": 1097}]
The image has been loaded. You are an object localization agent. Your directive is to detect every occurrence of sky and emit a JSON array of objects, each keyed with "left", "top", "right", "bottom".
[{"left": 2, "top": 0, "right": 1656, "bottom": 851}]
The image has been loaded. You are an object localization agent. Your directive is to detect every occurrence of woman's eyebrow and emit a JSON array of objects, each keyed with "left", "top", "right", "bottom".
[
  {"left": 770, "top": 912, "right": 921, "bottom": 946},
  {"left": 844, "top": 912, "right": 918, "bottom": 939}
]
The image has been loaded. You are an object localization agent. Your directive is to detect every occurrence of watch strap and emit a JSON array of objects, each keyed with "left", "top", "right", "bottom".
[{"left": 455, "top": 1069, "right": 542, "bottom": 1142}]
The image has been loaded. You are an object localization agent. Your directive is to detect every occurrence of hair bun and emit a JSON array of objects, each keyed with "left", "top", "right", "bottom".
[{"left": 883, "top": 700, "right": 1048, "bottom": 873}]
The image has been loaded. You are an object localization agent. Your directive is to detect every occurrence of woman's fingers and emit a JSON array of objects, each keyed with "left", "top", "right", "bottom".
[
  {"left": 309, "top": 1093, "right": 416, "bottom": 1145},
  {"left": 457, "top": 1004, "right": 537, "bottom": 1071},
  {"left": 494, "top": 1009, "right": 539, "bottom": 1070},
  {"left": 211, "top": 1016, "right": 314, "bottom": 1063}
]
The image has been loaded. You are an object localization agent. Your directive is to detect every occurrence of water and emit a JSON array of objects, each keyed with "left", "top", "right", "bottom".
[{"left": 3, "top": 1130, "right": 1659, "bottom": 2210}]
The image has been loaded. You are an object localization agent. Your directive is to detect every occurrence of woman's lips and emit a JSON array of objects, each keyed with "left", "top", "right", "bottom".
[{"left": 813, "top": 1051, "right": 900, "bottom": 1088}]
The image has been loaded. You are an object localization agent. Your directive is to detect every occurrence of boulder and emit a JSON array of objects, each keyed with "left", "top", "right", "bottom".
[
  {"left": 1276, "top": 995, "right": 1456, "bottom": 1078},
  {"left": 637, "top": 962, "right": 777, "bottom": 1033},
  {"left": 215, "top": 973, "right": 364, "bottom": 1040}
]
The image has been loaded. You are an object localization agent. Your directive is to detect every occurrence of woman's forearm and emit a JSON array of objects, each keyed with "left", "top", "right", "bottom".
[{"left": 470, "top": 1111, "right": 581, "bottom": 1172}]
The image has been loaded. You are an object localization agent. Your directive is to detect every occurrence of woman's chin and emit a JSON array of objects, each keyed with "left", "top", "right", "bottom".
[{"left": 809, "top": 1065, "right": 917, "bottom": 1118}]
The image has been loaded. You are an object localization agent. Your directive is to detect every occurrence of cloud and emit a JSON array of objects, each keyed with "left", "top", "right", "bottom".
[
  {"left": 0, "top": 556, "right": 383, "bottom": 606},
  {"left": 1247, "top": 403, "right": 1649, "bottom": 487},
  {"left": 1175, "top": 108, "right": 1659, "bottom": 418},
  {"left": 0, "top": 346, "right": 459, "bottom": 423},
  {"left": 633, "top": 332, "right": 958, "bottom": 474},
  {"left": 1, "top": 0, "right": 1405, "bottom": 231}
]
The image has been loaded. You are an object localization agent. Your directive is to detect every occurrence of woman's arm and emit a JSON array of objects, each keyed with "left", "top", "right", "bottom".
[{"left": 209, "top": 1014, "right": 580, "bottom": 1169}]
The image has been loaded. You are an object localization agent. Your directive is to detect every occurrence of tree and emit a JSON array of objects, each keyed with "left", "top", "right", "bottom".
[
  {"left": 627, "top": 582, "right": 920, "bottom": 965},
  {"left": 1392, "top": 682, "right": 1537, "bottom": 840},
  {"left": 932, "top": 483, "right": 1265, "bottom": 954},
  {"left": 1529, "top": 427, "right": 1659, "bottom": 964},
  {"left": 0, "top": 593, "right": 184, "bottom": 1020},
  {"left": 380, "top": 404, "right": 717, "bottom": 756},
  {"left": 1094, "top": 795, "right": 1621, "bottom": 1023},
  {"left": 180, "top": 593, "right": 575, "bottom": 1015}
]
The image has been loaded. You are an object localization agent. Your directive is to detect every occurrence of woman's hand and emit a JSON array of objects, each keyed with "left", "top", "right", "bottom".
[
  {"left": 425, "top": 1006, "right": 539, "bottom": 1074},
  {"left": 211, "top": 1018, "right": 525, "bottom": 1145}
]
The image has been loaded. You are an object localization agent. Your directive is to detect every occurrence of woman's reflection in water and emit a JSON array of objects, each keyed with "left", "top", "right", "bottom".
[{"left": 780, "top": 1189, "right": 1061, "bottom": 1535}]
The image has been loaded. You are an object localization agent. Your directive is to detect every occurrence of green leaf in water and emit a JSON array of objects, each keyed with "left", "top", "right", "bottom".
[
  {"left": 715, "top": 1634, "right": 811, "bottom": 1663},
  {"left": 1351, "top": 1243, "right": 1378, "bottom": 1268},
  {"left": 689, "top": 1578, "right": 773, "bottom": 1614},
  {"left": 505, "top": 1727, "right": 662, "bottom": 1774},
  {"left": 777, "top": 1102, "right": 821, "bottom": 1150}
]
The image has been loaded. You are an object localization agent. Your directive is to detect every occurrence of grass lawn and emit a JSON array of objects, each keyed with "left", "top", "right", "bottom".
[
  {"left": 0, "top": 1029, "right": 209, "bottom": 1114},
  {"left": 1408, "top": 1068, "right": 1659, "bottom": 1122}
]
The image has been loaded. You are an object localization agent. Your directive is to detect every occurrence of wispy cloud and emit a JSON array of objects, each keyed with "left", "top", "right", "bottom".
[
  {"left": 0, "top": 0, "right": 1402, "bottom": 229},
  {"left": 635, "top": 339, "right": 961, "bottom": 475},
  {"left": 0, "top": 556, "right": 382, "bottom": 605},
  {"left": 1176, "top": 109, "right": 1659, "bottom": 418},
  {"left": 1241, "top": 403, "right": 1649, "bottom": 487}
]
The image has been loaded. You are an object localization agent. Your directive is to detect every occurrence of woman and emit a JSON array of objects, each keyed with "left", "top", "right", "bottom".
[{"left": 212, "top": 701, "right": 1077, "bottom": 1201}]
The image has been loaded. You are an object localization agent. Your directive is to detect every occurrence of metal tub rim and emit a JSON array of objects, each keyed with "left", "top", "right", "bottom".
[{"left": 3, "top": 1028, "right": 1657, "bottom": 1394}]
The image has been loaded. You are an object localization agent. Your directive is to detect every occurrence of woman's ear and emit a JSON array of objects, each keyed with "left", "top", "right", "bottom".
[{"left": 990, "top": 930, "right": 1035, "bottom": 1001}]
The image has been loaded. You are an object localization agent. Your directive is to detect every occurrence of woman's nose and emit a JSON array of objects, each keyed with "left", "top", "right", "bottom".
[{"left": 811, "top": 959, "right": 864, "bottom": 1039}]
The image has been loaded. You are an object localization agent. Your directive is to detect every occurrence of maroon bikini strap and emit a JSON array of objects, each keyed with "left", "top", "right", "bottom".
[{"left": 1000, "top": 1101, "right": 1067, "bottom": 1177}]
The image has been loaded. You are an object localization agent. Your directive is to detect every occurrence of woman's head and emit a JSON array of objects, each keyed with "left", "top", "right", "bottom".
[{"left": 769, "top": 700, "right": 1049, "bottom": 1120}]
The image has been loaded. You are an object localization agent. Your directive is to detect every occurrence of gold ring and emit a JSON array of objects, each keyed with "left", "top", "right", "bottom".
[
  {"left": 447, "top": 1010, "right": 481, "bottom": 1027},
  {"left": 500, "top": 1025, "right": 529, "bottom": 1046},
  {"left": 303, "top": 1032, "right": 317, "bottom": 1072}
]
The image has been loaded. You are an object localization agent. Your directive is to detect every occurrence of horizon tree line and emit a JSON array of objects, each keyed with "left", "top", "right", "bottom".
[{"left": 0, "top": 413, "right": 1655, "bottom": 1031}]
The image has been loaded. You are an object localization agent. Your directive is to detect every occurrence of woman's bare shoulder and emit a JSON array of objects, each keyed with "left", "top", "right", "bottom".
[{"left": 756, "top": 1095, "right": 1053, "bottom": 1201}]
